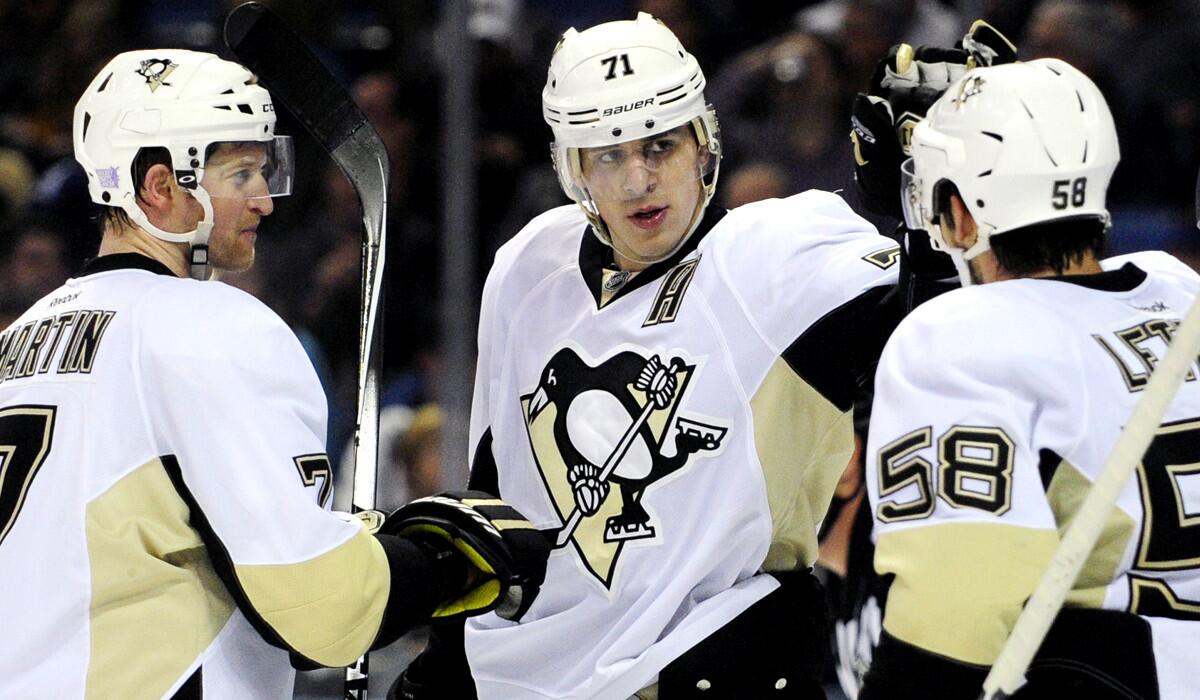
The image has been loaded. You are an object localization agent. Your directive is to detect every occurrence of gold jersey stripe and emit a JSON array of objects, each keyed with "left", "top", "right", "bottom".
[
  {"left": 462, "top": 498, "right": 506, "bottom": 507},
  {"left": 235, "top": 525, "right": 389, "bottom": 667},
  {"left": 86, "top": 457, "right": 235, "bottom": 700},
  {"left": 751, "top": 356, "right": 854, "bottom": 571},
  {"left": 1044, "top": 456, "right": 1135, "bottom": 608},
  {"left": 875, "top": 521, "right": 1058, "bottom": 665}
]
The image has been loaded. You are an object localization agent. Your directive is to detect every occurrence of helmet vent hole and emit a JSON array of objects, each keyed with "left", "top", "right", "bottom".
[
  {"left": 263, "top": 125, "right": 269, "bottom": 133},
  {"left": 551, "top": 79, "right": 556, "bottom": 88},
  {"left": 82, "top": 113, "right": 92, "bottom": 141},
  {"left": 221, "top": 88, "right": 235, "bottom": 95},
  {"left": 101, "top": 191, "right": 111, "bottom": 203},
  {"left": 237, "top": 104, "right": 254, "bottom": 115},
  {"left": 1082, "top": 140, "right": 1089, "bottom": 163},
  {"left": 612, "top": 128, "right": 622, "bottom": 137},
  {"left": 976, "top": 199, "right": 985, "bottom": 208},
  {"left": 214, "top": 105, "right": 232, "bottom": 111},
  {"left": 97, "top": 73, "right": 113, "bottom": 92}
]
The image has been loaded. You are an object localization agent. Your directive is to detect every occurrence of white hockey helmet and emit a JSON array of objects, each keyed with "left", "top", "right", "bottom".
[
  {"left": 900, "top": 58, "right": 1119, "bottom": 285},
  {"left": 73, "top": 49, "right": 293, "bottom": 278},
  {"left": 543, "top": 12, "right": 721, "bottom": 256}
]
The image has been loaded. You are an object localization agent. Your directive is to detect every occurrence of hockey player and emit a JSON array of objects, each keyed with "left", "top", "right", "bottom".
[
  {"left": 861, "top": 58, "right": 1200, "bottom": 699},
  {"left": 397, "top": 13, "right": 917, "bottom": 700},
  {"left": 0, "top": 50, "right": 548, "bottom": 699}
]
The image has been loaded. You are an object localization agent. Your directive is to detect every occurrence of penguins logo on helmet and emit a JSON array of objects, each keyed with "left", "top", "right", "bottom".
[{"left": 135, "top": 58, "right": 177, "bottom": 92}]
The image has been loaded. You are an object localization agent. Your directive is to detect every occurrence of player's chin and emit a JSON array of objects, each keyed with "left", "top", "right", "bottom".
[{"left": 213, "top": 248, "right": 256, "bottom": 274}]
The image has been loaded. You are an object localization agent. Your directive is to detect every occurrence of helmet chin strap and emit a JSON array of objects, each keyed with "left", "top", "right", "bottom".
[
  {"left": 937, "top": 224, "right": 992, "bottom": 287},
  {"left": 121, "top": 186, "right": 216, "bottom": 280}
]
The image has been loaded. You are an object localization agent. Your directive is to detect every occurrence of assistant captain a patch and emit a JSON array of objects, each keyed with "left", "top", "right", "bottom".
[{"left": 521, "top": 344, "right": 728, "bottom": 588}]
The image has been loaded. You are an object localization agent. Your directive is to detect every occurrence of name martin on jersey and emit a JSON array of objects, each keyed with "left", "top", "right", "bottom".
[
  {"left": 521, "top": 344, "right": 728, "bottom": 588},
  {"left": 0, "top": 310, "right": 117, "bottom": 384}
]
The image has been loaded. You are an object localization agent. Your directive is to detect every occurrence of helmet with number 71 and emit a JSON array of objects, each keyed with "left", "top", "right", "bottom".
[
  {"left": 542, "top": 12, "right": 721, "bottom": 263},
  {"left": 900, "top": 58, "right": 1119, "bottom": 284}
]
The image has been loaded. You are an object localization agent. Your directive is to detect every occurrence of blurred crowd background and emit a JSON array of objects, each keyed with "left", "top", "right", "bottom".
[
  {"left": 4, "top": 0, "right": 1199, "bottom": 695},
  {"left": 4, "top": 0, "right": 1200, "bottom": 504}
]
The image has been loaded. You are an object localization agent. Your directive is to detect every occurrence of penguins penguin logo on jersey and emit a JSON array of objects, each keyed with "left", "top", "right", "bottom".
[{"left": 521, "top": 345, "right": 728, "bottom": 588}]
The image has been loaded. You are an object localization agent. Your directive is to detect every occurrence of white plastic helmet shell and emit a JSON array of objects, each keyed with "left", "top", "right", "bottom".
[
  {"left": 73, "top": 49, "right": 282, "bottom": 275},
  {"left": 543, "top": 12, "right": 721, "bottom": 254},
  {"left": 902, "top": 58, "right": 1119, "bottom": 284}
]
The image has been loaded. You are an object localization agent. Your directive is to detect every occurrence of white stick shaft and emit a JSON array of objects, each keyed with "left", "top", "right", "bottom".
[
  {"left": 350, "top": 156, "right": 388, "bottom": 514},
  {"left": 981, "top": 291, "right": 1200, "bottom": 699}
]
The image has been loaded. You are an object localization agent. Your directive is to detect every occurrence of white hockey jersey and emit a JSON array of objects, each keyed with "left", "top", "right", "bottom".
[
  {"left": 866, "top": 251, "right": 1200, "bottom": 698},
  {"left": 0, "top": 254, "right": 392, "bottom": 699},
  {"left": 464, "top": 192, "right": 901, "bottom": 699}
]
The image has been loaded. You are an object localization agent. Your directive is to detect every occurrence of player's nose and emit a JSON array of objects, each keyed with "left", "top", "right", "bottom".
[
  {"left": 249, "top": 195, "right": 274, "bottom": 216},
  {"left": 621, "top": 162, "right": 656, "bottom": 197}
]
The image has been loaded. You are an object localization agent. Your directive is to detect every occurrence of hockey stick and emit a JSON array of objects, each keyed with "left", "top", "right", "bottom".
[
  {"left": 224, "top": 5, "right": 387, "bottom": 698},
  {"left": 980, "top": 290, "right": 1200, "bottom": 700}
]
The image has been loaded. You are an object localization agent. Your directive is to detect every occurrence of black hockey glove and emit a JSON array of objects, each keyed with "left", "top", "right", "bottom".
[
  {"left": 851, "top": 20, "right": 1018, "bottom": 219},
  {"left": 383, "top": 490, "right": 550, "bottom": 622}
]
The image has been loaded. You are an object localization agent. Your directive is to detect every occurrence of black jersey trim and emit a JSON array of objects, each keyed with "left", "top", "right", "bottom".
[
  {"left": 782, "top": 284, "right": 901, "bottom": 412},
  {"left": 1046, "top": 262, "right": 1147, "bottom": 292},
  {"left": 170, "top": 666, "right": 202, "bottom": 700},
  {"left": 159, "top": 454, "right": 323, "bottom": 670},
  {"left": 467, "top": 427, "right": 499, "bottom": 497},
  {"left": 860, "top": 610, "right": 1159, "bottom": 700},
  {"left": 1038, "top": 448, "right": 1063, "bottom": 491},
  {"left": 78, "top": 253, "right": 177, "bottom": 278},
  {"left": 577, "top": 206, "right": 727, "bottom": 310},
  {"left": 161, "top": 453, "right": 451, "bottom": 665}
]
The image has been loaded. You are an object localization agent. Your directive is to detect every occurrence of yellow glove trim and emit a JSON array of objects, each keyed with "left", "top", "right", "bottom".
[
  {"left": 432, "top": 578, "right": 502, "bottom": 619},
  {"left": 851, "top": 130, "right": 868, "bottom": 166},
  {"left": 895, "top": 43, "right": 914, "bottom": 74}
]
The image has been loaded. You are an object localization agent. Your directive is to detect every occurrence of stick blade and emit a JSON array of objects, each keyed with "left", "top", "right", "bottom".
[{"left": 223, "top": 2, "right": 383, "bottom": 159}]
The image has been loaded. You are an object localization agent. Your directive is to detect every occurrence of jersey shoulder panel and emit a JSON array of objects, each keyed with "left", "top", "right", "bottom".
[
  {"left": 882, "top": 283, "right": 1076, "bottom": 394},
  {"left": 703, "top": 190, "right": 899, "bottom": 348},
  {"left": 490, "top": 204, "right": 587, "bottom": 283},
  {"left": 137, "top": 278, "right": 293, "bottom": 347},
  {"left": 1104, "top": 250, "right": 1200, "bottom": 287},
  {"left": 134, "top": 278, "right": 321, "bottom": 399}
]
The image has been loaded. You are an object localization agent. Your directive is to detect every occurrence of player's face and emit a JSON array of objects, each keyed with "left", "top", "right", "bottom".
[
  {"left": 580, "top": 125, "right": 707, "bottom": 270},
  {"left": 199, "top": 143, "right": 275, "bottom": 272}
]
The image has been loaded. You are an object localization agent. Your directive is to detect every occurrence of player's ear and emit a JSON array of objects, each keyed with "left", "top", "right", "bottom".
[
  {"left": 139, "top": 163, "right": 177, "bottom": 212},
  {"left": 947, "top": 194, "right": 978, "bottom": 249}
]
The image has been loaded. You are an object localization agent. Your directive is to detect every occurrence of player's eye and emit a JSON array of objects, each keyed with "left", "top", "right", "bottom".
[
  {"left": 595, "top": 149, "right": 625, "bottom": 166},
  {"left": 647, "top": 138, "right": 677, "bottom": 156}
]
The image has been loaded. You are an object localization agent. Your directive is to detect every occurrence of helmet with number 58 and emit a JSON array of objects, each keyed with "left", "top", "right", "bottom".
[{"left": 900, "top": 58, "right": 1119, "bottom": 285}]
